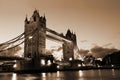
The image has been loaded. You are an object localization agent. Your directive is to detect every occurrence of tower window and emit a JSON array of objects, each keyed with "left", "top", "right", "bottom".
[{"left": 33, "top": 16, "right": 36, "bottom": 21}]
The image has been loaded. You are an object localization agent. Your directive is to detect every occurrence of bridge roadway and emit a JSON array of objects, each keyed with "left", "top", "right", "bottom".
[
  {"left": 0, "top": 27, "right": 73, "bottom": 60},
  {"left": 46, "top": 27, "right": 72, "bottom": 43}
]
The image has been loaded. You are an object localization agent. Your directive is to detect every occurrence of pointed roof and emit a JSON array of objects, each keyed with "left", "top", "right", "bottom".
[
  {"left": 43, "top": 13, "right": 46, "bottom": 21},
  {"left": 66, "top": 29, "right": 72, "bottom": 39},
  {"left": 32, "top": 9, "right": 40, "bottom": 18},
  {"left": 25, "top": 15, "right": 28, "bottom": 22}
]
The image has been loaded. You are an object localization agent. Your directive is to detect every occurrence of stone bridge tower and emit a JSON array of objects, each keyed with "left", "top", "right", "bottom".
[
  {"left": 63, "top": 29, "right": 77, "bottom": 61},
  {"left": 24, "top": 10, "right": 77, "bottom": 64},
  {"left": 24, "top": 10, "right": 46, "bottom": 59}
]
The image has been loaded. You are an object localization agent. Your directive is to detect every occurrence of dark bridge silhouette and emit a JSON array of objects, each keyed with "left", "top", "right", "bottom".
[{"left": 0, "top": 10, "right": 81, "bottom": 71}]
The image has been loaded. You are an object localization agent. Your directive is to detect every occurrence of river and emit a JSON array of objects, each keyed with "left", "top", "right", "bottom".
[{"left": 0, "top": 69, "right": 120, "bottom": 80}]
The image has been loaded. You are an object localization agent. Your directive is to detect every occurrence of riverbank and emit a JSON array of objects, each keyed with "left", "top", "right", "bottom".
[
  {"left": 57, "top": 66, "right": 120, "bottom": 71},
  {"left": 0, "top": 66, "right": 120, "bottom": 73}
]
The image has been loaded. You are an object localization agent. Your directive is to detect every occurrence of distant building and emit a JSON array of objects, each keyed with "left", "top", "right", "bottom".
[
  {"left": 65, "top": 29, "right": 77, "bottom": 45},
  {"left": 102, "top": 51, "right": 120, "bottom": 66}
]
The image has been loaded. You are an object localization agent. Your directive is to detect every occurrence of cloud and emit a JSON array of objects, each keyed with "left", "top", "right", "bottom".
[
  {"left": 57, "top": 47, "right": 62, "bottom": 51},
  {"left": 79, "top": 49, "right": 89, "bottom": 57},
  {"left": 80, "top": 40, "right": 88, "bottom": 43},
  {"left": 90, "top": 46, "right": 119, "bottom": 58},
  {"left": 46, "top": 46, "right": 62, "bottom": 55},
  {"left": 103, "top": 43, "right": 112, "bottom": 47}
]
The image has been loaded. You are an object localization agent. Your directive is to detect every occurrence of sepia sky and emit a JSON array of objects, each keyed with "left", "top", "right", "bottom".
[{"left": 0, "top": 0, "right": 120, "bottom": 50}]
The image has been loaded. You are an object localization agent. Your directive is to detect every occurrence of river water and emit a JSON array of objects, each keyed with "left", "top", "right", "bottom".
[{"left": 0, "top": 69, "right": 120, "bottom": 80}]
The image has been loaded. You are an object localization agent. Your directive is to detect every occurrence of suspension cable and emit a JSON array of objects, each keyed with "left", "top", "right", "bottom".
[
  {"left": 0, "top": 28, "right": 38, "bottom": 53},
  {"left": 0, "top": 40, "right": 24, "bottom": 53},
  {"left": 0, "top": 33, "right": 24, "bottom": 46},
  {"left": 0, "top": 28, "right": 38, "bottom": 46}
]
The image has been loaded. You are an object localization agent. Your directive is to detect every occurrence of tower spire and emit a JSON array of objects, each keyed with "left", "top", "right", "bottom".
[
  {"left": 25, "top": 15, "right": 28, "bottom": 23},
  {"left": 43, "top": 13, "right": 46, "bottom": 21}
]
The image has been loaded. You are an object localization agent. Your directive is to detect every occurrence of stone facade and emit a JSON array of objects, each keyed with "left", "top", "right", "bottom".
[
  {"left": 24, "top": 10, "right": 46, "bottom": 58},
  {"left": 63, "top": 29, "right": 77, "bottom": 61},
  {"left": 63, "top": 41, "right": 74, "bottom": 61},
  {"left": 24, "top": 10, "right": 77, "bottom": 62}
]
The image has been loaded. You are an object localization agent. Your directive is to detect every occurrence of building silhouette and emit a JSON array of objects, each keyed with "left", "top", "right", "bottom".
[
  {"left": 24, "top": 10, "right": 46, "bottom": 58},
  {"left": 22, "top": 10, "right": 78, "bottom": 70}
]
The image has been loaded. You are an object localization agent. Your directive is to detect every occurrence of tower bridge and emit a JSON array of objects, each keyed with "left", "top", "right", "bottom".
[{"left": 0, "top": 10, "right": 81, "bottom": 71}]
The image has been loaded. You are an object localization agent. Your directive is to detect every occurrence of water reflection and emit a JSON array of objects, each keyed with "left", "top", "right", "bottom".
[
  {"left": 0, "top": 70, "right": 120, "bottom": 80},
  {"left": 78, "top": 70, "right": 83, "bottom": 77},
  {"left": 98, "top": 69, "right": 101, "bottom": 77},
  {"left": 98, "top": 70, "right": 102, "bottom": 80},
  {"left": 57, "top": 71, "right": 60, "bottom": 77},
  {"left": 25, "top": 76, "right": 37, "bottom": 80},
  {"left": 112, "top": 69, "right": 115, "bottom": 78},
  {"left": 12, "top": 73, "right": 17, "bottom": 80},
  {"left": 42, "top": 73, "right": 46, "bottom": 77}
]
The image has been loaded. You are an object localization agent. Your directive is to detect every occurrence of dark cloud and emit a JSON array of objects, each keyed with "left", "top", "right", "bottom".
[
  {"left": 79, "top": 49, "right": 89, "bottom": 57},
  {"left": 90, "top": 46, "right": 119, "bottom": 58}
]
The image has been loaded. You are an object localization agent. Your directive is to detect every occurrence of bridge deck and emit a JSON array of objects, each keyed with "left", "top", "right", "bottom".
[{"left": 46, "top": 27, "right": 71, "bottom": 42}]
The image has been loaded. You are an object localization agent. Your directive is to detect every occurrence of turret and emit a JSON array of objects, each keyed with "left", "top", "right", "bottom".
[
  {"left": 25, "top": 16, "right": 29, "bottom": 24},
  {"left": 73, "top": 33, "right": 77, "bottom": 45},
  {"left": 66, "top": 29, "right": 72, "bottom": 40},
  {"left": 32, "top": 10, "right": 40, "bottom": 22},
  {"left": 43, "top": 13, "right": 46, "bottom": 22},
  {"left": 24, "top": 10, "right": 47, "bottom": 58},
  {"left": 65, "top": 29, "right": 77, "bottom": 45}
]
